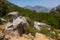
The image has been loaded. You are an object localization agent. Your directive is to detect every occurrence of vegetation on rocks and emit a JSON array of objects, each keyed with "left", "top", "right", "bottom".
[
  {"left": 24, "top": 25, "right": 36, "bottom": 36},
  {"left": 39, "top": 26, "right": 59, "bottom": 40}
]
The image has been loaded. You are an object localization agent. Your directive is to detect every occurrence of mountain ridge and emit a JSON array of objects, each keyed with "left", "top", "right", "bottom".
[{"left": 24, "top": 5, "right": 50, "bottom": 12}]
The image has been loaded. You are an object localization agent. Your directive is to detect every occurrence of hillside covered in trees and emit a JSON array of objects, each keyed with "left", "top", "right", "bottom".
[{"left": 0, "top": 0, "right": 60, "bottom": 29}]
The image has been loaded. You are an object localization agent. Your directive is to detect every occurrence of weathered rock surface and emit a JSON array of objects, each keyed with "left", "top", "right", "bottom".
[
  {"left": 4, "top": 12, "right": 28, "bottom": 36},
  {"left": 34, "top": 21, "right": 48, "bottom": 30},
  {"left": 0, "top": 18, "right": 6, "bottom": 22}
]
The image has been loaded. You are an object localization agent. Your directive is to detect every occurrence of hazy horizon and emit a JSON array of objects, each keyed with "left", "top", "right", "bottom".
[{"left": 8, "top": 0, "right": 60, "bottom": 8}]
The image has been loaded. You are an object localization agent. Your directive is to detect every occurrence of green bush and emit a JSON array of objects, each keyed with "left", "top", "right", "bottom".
[
  {"left": 24, "top": 24, "right": 36, "bottom": 36},
  {"left": 27, "top": 17, "right": 34, "bottom": 26},
  {"left": 0, "top": 19, "right": 3, "bottom": 24}
]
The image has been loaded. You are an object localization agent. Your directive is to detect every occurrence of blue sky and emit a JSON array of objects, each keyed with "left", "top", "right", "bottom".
[{"left": 8, "top": 0, "right": 60, "bottom": 8}]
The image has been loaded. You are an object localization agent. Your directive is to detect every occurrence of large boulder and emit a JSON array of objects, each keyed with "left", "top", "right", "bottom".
[
  {"left": 8, "top": 12, "right": 18, "bottom": 22},
  {"left": 34, "top": 21, "right": 47, "bottom": 30},
  {"left": 13, "top": 16, "right": 28, "bottom": 29},
  {"left": 4, "top": 12, "right": 28, "bottom": 36}
]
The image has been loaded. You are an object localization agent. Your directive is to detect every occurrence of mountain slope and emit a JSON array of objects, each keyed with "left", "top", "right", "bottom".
[
  {"left": 24, "top": 5, "right": 49, "bottom": 12},
  {"left": 0, "top": 0, "right": 60, "bottom": 29},
  {"left": 50, "top": 5, "right": 60, "bottom": 14},
  {"left": 0, "top": 0, "right": 22, "bottom": 17},
  {"left": 50, "top": 5, "right": 60, "bottom": 29}
]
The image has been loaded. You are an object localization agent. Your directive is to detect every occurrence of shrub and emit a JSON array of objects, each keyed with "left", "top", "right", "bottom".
[
  {"left": 39, "top": 26, "right": 58, "bottom": 40},
  {"left": 24, "top": 24, "right": 36, "bottom": 36},
  {"left": 0, "top": 19, "right": 3, "bottom": 24}
]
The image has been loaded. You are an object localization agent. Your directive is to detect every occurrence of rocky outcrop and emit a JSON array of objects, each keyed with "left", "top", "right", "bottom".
[
  {"left": 4, "top": 12, "right": 28, "bottom": 36},
  {"left": 8, "top": 12, "right": 18, "bottom": 22},
  {"left": 0, "top": 18, "right": 6, "bottom": 22},
  {"left": 0, "top": 12, "right": 54, "bottom": 40},
  {"left": 34, "top": 21, "right": 48, "bottom": 30}
]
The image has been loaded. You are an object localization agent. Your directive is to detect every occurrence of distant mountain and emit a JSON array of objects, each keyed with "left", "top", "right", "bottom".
[
  {"left": 24, "top": 5, "right": 50, "bottom": 12},
  {"left": 50, "top": 5, "right": 60, "bottom": 29},
  {"left": 50, "top": 5, "right": 60, "bottom": 16},
  {"left": 50, "top": 5, "right": 60, "bottom": 14}
]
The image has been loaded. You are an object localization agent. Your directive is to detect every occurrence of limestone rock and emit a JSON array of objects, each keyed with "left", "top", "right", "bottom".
[
  {"left": 34, "top": 21, "right": 47, "bottom": 30},
  {"left": 0, "top": 18, "right": 6, "bottom": 22},
  {"left": 8, "top": 12, "right": 18, "bottom": 22}
]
